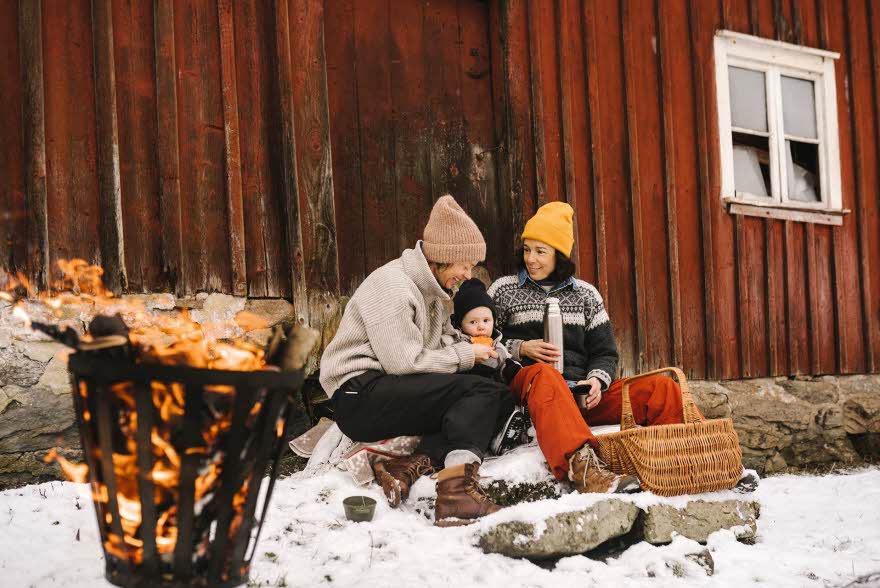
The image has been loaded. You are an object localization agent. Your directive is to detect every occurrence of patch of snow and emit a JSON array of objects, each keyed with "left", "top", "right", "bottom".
[{"left": 1, "top": 454, "right": 879, "bottom": 587}]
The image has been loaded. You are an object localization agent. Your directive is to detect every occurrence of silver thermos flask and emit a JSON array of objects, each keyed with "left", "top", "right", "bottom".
[{"left": 543, "top": 297, "right": 564, "bottom": 373}]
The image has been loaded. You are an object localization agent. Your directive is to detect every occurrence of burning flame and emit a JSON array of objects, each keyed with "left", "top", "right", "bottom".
[
  {"left": 29, "top": 259, "right": 278, "bottom": 572},
  {"left": 2, "top": 259, "right": 268, "bottom": 370}
]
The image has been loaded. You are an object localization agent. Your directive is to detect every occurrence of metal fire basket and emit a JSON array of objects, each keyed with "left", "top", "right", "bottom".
[{"left": 67, "top": 353, "right": 304, "bottom": 588}]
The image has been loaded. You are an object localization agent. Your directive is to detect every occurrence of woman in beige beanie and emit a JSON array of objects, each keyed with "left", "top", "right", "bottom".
[{"left": 319, "top": 195, "right": 511, "bottom": 526}]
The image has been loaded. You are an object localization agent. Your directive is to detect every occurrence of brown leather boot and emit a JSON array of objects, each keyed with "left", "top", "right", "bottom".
[
  {"left": 434, "top": 463, "right": 501, "bottom": 527},
  {"left": 568, "top": 445, "right": 641, "bottom": 494},
  {"left": 373, "top": 454, "right": 434, "bottom": 507}
]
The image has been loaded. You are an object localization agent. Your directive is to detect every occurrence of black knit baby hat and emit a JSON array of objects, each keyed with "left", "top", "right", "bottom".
[{"left": 452, "top": 278, "right": 496, "bottom": 328}]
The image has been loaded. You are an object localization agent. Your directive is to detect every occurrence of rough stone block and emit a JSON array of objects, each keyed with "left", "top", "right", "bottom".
[
  {"left": 243, "top": 299, "right": 295, "bottom": 328},
  {"left": 15, "top": 340, "right": 67, "bottom": 364},
  {"left": 479, "top": 499, "right": 640, "bottom": 559},
  {"left": 641, "top": 499, "right": 759, "bottom": 544},
  {"left": 36, "top": 355, "right": 72, "bottom": 394}
]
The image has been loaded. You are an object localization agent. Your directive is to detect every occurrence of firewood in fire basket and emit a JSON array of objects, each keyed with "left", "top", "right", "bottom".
[
  {"left": 87, "top": 313, "right": 129, "bottom": 338},
  {"left": 30, "top": 321, "right": 81, "bottom": 348},
  {"left": 275, "top": 324, "right": 320, "bottom": 372}
]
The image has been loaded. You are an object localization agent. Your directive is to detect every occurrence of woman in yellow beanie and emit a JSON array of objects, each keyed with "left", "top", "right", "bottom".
[{"left": 488, "top": 202, "right": 691, "bottom": 494}]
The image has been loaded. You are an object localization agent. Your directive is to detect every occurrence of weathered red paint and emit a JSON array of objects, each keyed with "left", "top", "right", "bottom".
[{"left": 1, "top": 0, "right": 878, "bottom": 380}]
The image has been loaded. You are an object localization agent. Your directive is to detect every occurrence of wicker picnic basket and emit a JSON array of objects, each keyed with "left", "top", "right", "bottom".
[{"left": 595, "top": 367, "right": 743, "bottom": 496}]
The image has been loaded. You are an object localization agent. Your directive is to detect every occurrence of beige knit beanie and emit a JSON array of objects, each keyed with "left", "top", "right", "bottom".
[{"left": 422, "top": 195, "right": 486, "bottom": 263}]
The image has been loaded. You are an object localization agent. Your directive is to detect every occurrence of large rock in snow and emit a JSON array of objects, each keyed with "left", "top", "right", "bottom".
[
  {"left": 641, "top": 499, "right": 760, "bottom": 544},
  {"left": 479, "top": 499, "right": 639, "bottom": 559}
]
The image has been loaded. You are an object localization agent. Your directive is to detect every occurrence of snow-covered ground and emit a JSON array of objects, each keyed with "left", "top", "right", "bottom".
[{"left": 1, "top": 445, "right": 878, "bottom": 588}]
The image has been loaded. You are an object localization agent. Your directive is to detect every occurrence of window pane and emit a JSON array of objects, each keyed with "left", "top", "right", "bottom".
[
  {"left": 732, "top": 132, "right": 772, "bottom": 197},
  {"left": 729, "top": 66, "right": 768, "bottom": 132},
  {"left": 782, "top": 76, "right": 817, "bottom": 139},
  {"left": 785, "top": 140, "right": 820, "bottom": 202}
]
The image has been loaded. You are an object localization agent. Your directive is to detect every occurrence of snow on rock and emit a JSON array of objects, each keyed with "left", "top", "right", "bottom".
[
  {"left": 479, "top": 499, "right": 640, "bottom": 558},
  {"left": 640, "top": 499, "right": 760, "bottom": 544}
]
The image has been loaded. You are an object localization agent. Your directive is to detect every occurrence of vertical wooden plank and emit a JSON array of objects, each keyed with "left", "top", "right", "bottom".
[
  {"left": 289, "top": 0, "right": 340, "bottom": 340},
  {"left": 218, "top": 0, "right": 247, "bottom": 296},
  {"left": 424, "top": 0, "right": 480, "bottom": 236},
  {"left": 868, "top": 0, "right": 880, "bottom": 371},
  {"left": 777, "top": 0, "right": 799, "bottom": 377},
  {"left": 689, "top": 0, "right": 739, "bottom": 378},
  {"left": 582, "top": 0, "right": 609, "bottom": 299},
  {"left": 795, "top": 0, "right": 827, "bottom": 374},
  {"left": 734, "top": 215, "right": 752, "bottom": 376},
  {"left": 805, "top": 223, "right": 822, "bottom": 372},
  {"left": 43, "top": 0, "right": 102, "bottom": 273},
  {"left": 389, "top": 1, "right": 431, "bottom": 254},
  {"left": 622, "top": 0, "right": 673, "bottom": 371},
  {"left": 816, "top": 0, "right": 847, "bottom": 371},
  {"left": 174, "top": 0, "right": 229, "bottom": 293},
  {"left": 657, "top": 0, "right": 687, "bottom": 371},
  {"left": 525, "top": 0, "right": 549, "bottom": 204},
  {"left": 557, "top": 0, "right": 595, "bottom": 282},
  {"left": 324, "top": 0, "right": 366, "bottom": 294},
  {"left": 814, "top": 223, "right": 837, "bottom": 370},
  {"left": 843, "top": 0, "right": 878, "bottom": 372},
  {"left": 585, "top": 0, "right": 639, "bottom": 376},
  {"left": 824, "top": 0, "right": 866, "bottom": 373},
  {"left": 18, "top": 0, "right": 49, "bottom": 288},
  {"left": 354, "top": 0, "right": 397, "bottom": 274},
  {"left": 784, "top": 219, "right": 808, "bottom": 374},
  {"left": 491, "top": 0, "right": 537, "bottom": 257},
  {"left": 232, "top": 0, "right": 288, "bottom": 297},
  {"left": 275, "top": 0, "right": 309, "bottom": 324},
  {"left": 2, "top": 0, "right": 25, "bottom": 277},
  {"left": 724, "top": 0, "right": 756, "bottom": 374},
  {"left": 154, "top": 0, "right": 184, "bottom": 292},
  {"left": 91, "top": 0, "right": 127, "bottom": 292},
  {"left": 754, "top": 0, "right": 788, "bottom": 376},
  {"left": 457, "top": 0, "right": 504, "bottom": 277},
  {"left": 657, "top": 0, "right": 708, "bottom": 378},
  {"left": 113, "top": 0, "right": 162, "bottom": 293}
]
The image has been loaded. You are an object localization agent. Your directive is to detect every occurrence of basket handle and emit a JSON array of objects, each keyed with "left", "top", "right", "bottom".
[{"left": 619, "top": 366, "right": 702, "bottom": 430}]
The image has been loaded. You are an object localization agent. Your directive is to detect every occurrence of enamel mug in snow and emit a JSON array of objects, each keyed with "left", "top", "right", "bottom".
[{"left": 542, "top": 297, "right": 564, "bottom": 373}]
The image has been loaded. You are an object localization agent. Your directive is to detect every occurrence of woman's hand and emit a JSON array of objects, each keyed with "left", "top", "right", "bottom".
[
  {"left": 472, "top": 343, "right": 498, "bottom": 363},
  {"left": 576, "top": 377, "right": 603, "bottom": 410},
  {"left": 520, "top": 339, "right": 561, "bottom": 363}
]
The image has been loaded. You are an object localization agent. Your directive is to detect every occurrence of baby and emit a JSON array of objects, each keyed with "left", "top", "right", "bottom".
[
  {"left": 453, "top": 279, "right": 526, "bottom": 454},
  {"left": 452, "top": 278, "right": 517, "bottom": 379}
]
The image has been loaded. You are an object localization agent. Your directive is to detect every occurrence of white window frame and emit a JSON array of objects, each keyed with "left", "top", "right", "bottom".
[{"left": 714, "top": 30, "right": 845, "bottom": 224}]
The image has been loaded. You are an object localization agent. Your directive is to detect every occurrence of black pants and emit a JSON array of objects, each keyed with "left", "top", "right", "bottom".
[{"left": 331, "top": 370, "right": 514, "bottom": 466}]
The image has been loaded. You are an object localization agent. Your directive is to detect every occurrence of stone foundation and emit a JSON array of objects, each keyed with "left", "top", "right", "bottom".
[
  {"left": 0, "top": 294, "right": 295, "bottom": 490},
  {"left": 1, "top": 292, "right": 878, "bottom": 489},
  {"left": 689, "top": 376, "right": 879, "bottom": 474}
]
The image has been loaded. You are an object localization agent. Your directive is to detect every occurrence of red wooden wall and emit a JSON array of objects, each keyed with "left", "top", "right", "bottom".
[
  {"left": 1, "top": 0, "right": 878, "bottom": 380},
  {"left": 493, "top": 0, "right": 880, "bottom": 379}
]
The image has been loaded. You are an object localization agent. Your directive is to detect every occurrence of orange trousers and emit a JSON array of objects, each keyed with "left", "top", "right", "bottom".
[{"left": 509, "top": 363, "right": 690, "bottom": 481}]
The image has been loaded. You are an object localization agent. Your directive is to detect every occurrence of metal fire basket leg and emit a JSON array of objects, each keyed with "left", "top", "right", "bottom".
[{"left": 67, "top": 354, "right": 304, "bottom": 588}]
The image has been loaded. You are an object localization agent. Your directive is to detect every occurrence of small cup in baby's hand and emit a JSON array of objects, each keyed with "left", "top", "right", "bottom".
[{"left": 343, "top": 496, "right": 377, "bottom": 522}]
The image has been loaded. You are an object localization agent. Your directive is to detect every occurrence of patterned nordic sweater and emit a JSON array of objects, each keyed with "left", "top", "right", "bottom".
[{"left": 487, "top": 270, "right": 619, "bottom": 389}]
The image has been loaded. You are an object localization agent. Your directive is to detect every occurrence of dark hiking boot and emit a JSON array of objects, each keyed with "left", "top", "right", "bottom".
[
  {"left": 490, "top": 407, "right": 528, "bottom": 455},
  {"left": 568, "top": 445, "right": 641, "bottom": 494},
  {"left": 373, "top": 454, "right": 434, "bottom": 507},
  {"left": 434, "top": 463, "right": 502, "bottom": 527}
]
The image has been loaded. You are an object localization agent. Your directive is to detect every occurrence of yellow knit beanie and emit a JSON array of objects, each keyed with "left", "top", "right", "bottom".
[{"left": 521, "top": 201, "right": 575, "bottom": 258}]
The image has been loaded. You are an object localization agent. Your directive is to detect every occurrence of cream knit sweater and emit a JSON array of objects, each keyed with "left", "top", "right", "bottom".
[{"left": 319, "top": 242, "right": 476, "bottom": 396}]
